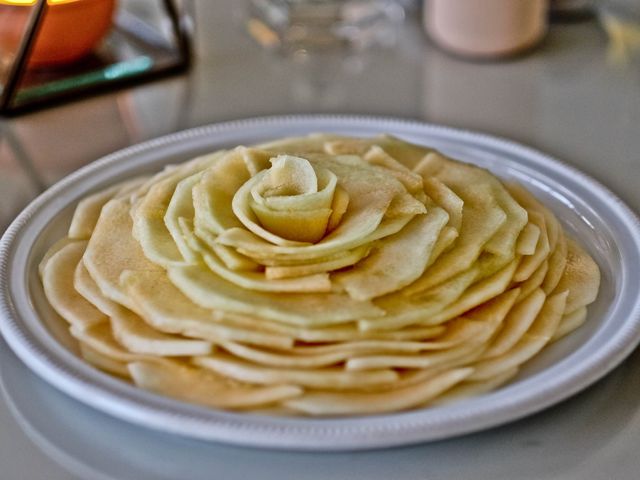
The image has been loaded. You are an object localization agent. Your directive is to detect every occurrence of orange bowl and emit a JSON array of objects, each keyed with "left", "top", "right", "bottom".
[{"left": 0, "top": 0, "right": 116, "bottom": 68}]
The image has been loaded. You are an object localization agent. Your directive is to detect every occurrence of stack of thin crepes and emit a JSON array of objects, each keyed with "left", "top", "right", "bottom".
[{"left": 40, "top": 134, "right": 600, "bottom": 416}]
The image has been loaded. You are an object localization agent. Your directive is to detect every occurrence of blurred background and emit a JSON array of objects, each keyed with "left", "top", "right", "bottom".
[
  {"left": 0, "top": 0, "right": 640, "bottom": 230},
  {"left": 0, "top": 0, "right": 639, "bottom": 228}
]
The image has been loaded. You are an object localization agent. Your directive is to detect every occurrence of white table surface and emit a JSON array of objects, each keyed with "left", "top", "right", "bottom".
[{"left": 1, "top": 2, "right": 640, "bottom": 479}]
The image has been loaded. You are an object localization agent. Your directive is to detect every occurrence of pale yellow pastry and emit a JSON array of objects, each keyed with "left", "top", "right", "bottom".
[{"left": 40, "top": 134, "right": 600, "bottom": 416}]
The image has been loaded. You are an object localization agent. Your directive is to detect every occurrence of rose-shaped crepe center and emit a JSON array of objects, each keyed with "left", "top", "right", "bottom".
[{"left": 233, "top": 155, "right": 348, "bottom": 244}]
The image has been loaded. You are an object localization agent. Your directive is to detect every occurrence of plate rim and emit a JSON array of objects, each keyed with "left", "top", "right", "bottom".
[{"left": 2, "top": 114, "right": 640, "bottom": 451}]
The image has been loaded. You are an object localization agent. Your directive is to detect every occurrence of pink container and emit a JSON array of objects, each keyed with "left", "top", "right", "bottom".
[{"left": 424, "top": 0, "right": 548, "bottom": 59}]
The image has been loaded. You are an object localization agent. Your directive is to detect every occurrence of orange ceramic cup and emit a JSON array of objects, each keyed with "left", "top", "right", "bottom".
[{"left": 0, "top": 0, "right": 116, "bottom": 68}]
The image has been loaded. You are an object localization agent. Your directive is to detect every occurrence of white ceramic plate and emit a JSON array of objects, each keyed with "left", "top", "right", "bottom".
[{"left": 1, "top": 115, "right": 640, "bottom": 451}]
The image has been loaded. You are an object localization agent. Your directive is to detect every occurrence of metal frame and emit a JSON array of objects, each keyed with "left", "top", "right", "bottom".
[{"left": 0, "top": 0, "right": 192, "bottom": 115}]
